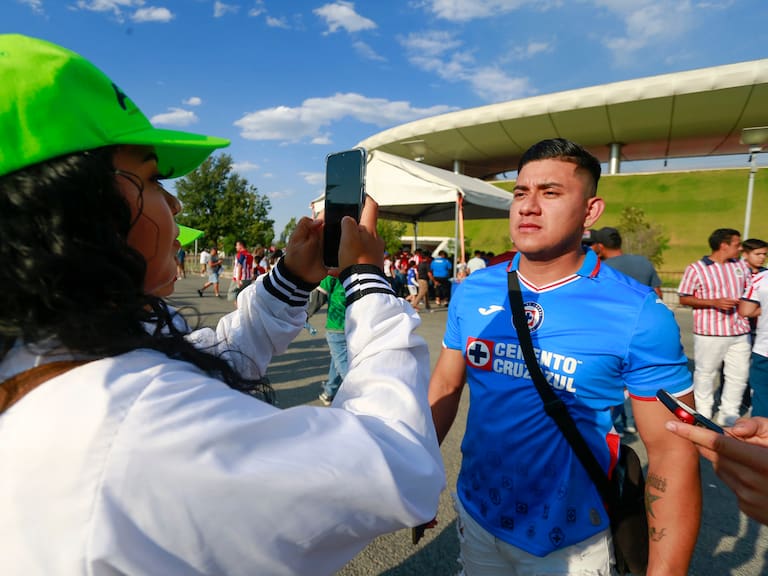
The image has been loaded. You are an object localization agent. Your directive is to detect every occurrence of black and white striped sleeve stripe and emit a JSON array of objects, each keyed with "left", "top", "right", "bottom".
[
  {"left": 262, "top": 258, "right": 318, "bottom": 306},
  {"left": 339, "top": 264, "right": 394, "bottom": 305}
]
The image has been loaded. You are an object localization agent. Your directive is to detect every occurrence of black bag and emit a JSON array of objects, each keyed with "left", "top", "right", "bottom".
[
  {"left": 508, "top": 271, "right": 648, "bottom": 575},
  {"left": 610, "top": 444, "right": 648, "bottom": 575}
]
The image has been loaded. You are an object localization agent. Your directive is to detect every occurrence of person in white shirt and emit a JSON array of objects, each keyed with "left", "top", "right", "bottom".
[
  {"left": 466, "top": 249, "right": 487, "bottom": 274},
  {"left": 0, "top": 34, "right": 444, "bottom": 576},
  {"left": 199, "top": 247, "right": 210, "bottom": 275}
]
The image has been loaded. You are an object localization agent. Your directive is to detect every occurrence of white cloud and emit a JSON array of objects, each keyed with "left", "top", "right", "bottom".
[
  {"left": 248, "top": 0, "right": 265, "bottom": 16},
  {"left": 74, "top": 1, "right": 175, "bottom": 23},
  {"left": 183, "top": 96, "right": 202, "bottom": 106},
  {"left": 75, "top": 0, "right": 142, "bottom": 19},
  {"left": 266, "top": 16, "right": 290, "bottom": 28},
  {"left": 301, "top": 172, "right": 324, "bottom": 185},
  {"left": 399, "top": 30, "right": 462, "bottom": 58},
  {"left": 353, "top": 40, "right": 386, "bottom": 62},
  {"left": 595, "top": 0, "right": 694, "bottom": 62},
  {"left": 426, "top": 0, "right": 533, "bottom": 21},
  {"left": 510, "top": 41, "right": 552, "bottom": 60},
  {"left": 19, "top": 0, "right": 44, "bottom": 14},
  {"left": 150, "top": 107, "right": 198, "bottom": 127},
  {"left": 314, "top": 1, "right": 376, "bottom": 34},
  {"left": 132, "top": 7, "right": 173, "bottom": 22},
  {"left": 214, "top": 1, "right": 239, "bottom": 18},
  {"left": 468, "top": 67, "right": 535, "bottom": 102},
  {"left": 268, "top": 189, "right": 295, "bottom": 200},
  {"left": 232, "top": 161, "right": 260, "bottom": 173},
  {"left": 234, "top": 93, "right": 457, "bottom": 142},
  {"left": 311, "top": 134, "right": 332, "bottom": 145},
  {"left": 400, "top": 30, "right": 536, "bottom": 102}
]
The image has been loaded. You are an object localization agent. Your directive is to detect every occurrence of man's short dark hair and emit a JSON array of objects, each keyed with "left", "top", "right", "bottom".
[
  {"left": 742, "top": 238, "right": 768, "bottom": 252},
  {"left": 517, "top": 138, "right": 601, "bottom": 196},
  {"left": 708, "top": 228, "right": 740, "bottom": 252},
  {"left": 593, "top": 227, "right": 622, "bottom": 249}
]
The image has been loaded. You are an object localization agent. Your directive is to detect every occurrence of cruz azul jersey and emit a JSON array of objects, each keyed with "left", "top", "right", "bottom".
[{"left": 444, "top": 249, "right": 691, "bottom": 556}]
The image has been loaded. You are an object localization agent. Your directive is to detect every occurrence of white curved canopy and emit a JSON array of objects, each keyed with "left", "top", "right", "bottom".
[{"left": 357, "top": 59, "right": 768, "bottom": 179}]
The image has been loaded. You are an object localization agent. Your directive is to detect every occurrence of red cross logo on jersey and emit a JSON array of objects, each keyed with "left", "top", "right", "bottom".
[{"left": 466, "top": 337, "right": 493, "bottom": 370}]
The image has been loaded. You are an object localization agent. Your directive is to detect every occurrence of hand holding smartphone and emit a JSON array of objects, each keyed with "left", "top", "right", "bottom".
[
  {"left": 323, "top": 148, "right": 366, "bottom": 268},
  {"left": 657, "top": 389, "right": 725, "bottom": 434}
]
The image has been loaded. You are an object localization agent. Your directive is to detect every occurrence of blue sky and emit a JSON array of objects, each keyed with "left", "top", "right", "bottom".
[{"left": 5, "top": 0, "right": 768, "bottom": 234}]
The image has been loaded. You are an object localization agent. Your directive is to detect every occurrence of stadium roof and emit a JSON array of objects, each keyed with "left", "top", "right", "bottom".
[{"left": 357, "top": 59, "right": 768, "bottom": 179}]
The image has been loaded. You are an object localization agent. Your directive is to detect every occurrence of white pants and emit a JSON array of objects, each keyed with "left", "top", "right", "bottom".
[
  {"left": 454, "top": 496, "right": 615, "bottom": 575},
  {"left": 693, "top": 334, "right": 751, "bottom": 423}
]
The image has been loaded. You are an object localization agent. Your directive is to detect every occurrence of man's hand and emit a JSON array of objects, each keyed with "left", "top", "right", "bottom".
[
  {"left": 338, "top": 197, "right": 384, "bottom": 271},
  {"left": 713, "top": 297, "right": 740, "bottom": 312},
  {"left": 665, "top": 418, "right": 768, "bottom": 525}
]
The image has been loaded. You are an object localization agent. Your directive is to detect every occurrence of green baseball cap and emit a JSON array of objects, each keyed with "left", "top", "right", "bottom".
[{"left": 0, "top": 34, "right": 230, "bottom": 178}]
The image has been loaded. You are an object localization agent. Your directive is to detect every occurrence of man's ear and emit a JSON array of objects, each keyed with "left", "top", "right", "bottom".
[{"left": 584, "top": 196, "right": 605, "bottom": 229}]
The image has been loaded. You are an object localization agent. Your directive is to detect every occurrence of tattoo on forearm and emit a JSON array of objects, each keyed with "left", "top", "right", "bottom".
[
  {"left": 645, "top": 473, "right": 667, "bottom": 519},
  {"left": 647, "top": 473, "right": 667, "bottom": 493},
  {"left": 649, "top": 526, "right": 667, "bottom": 542}
]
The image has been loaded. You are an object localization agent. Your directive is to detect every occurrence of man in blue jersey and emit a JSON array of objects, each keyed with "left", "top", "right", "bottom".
[
  {"left": 430, "top": 249, "right": 453, "bottom": 306},
  {"left": 429, "top": 138, "right": 700, "bottom": 575}
]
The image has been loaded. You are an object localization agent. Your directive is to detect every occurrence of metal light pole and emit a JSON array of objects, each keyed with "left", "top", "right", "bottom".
[
  {"left": 743, "top": 148, "right": 759, "bottom": 239},
  {"left": 740, "top": 127, "right": 768, "bottom": 239}
]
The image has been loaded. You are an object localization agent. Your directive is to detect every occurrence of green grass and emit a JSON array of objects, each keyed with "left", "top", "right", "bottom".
[{"left": 413, "top": 167, "right": 768, "bottom": 274}]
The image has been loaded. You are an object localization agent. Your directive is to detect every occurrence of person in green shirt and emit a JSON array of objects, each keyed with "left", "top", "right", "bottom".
[{"left": 307, "top": 275, "right": 348, "bottom": 405}]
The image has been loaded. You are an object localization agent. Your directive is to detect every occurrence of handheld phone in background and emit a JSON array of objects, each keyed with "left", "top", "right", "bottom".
[
  {"left": 323, "top": 148, "right": 366, "bottom": 268},
  {"left": 657, "top": 389, "right": 725, "bottom": 434}
]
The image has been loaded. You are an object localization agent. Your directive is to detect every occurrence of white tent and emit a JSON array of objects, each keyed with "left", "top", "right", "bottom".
[{"left": 311, "top": 149, "right": 513, "bottom": 266}]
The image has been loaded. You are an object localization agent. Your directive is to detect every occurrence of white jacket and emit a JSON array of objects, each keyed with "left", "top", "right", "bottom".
[{"left": 0, "top": 262, "right": 444, "bottom": 575}]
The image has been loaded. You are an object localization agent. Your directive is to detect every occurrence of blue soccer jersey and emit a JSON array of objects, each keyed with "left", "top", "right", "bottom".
[{"left": 444, "top": 249, "right": 691, "bottom": 556}]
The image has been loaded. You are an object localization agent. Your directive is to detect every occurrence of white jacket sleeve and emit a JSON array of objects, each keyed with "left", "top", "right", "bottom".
[
  {"left": 185, "top": 258, "right": 314, "bottom": 380},
  {"left": 91, "top": 265, "right": 444, "bottom": 576}
]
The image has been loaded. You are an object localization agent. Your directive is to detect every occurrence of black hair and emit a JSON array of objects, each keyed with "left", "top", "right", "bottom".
[
  {"left": 708, "top": 228, "right": 740, "bottom": 252},
  {"left": 517, "top": 138, "right": 602, "bottom": 196},
  {"left": 742, "top": 238, "right": 768, "bottom": 252},
  {"left": 0, "top": 148, "right": 273, "bottom": 402}
]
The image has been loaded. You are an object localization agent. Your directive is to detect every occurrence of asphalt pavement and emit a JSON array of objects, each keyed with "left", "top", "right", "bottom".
[{"left": 169, "top": 274, "right": 768, "bottom": 576}]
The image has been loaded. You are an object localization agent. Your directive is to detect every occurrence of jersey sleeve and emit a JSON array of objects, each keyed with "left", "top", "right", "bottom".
[
  {"left": 624, "top": 293, "right": 692, "bottom": 398},
  {"left": 443, "top": 281, "right": 466, "bottom": 351},
  {"left": 677, "top": 263, "right": 699, "bottom": 296}
]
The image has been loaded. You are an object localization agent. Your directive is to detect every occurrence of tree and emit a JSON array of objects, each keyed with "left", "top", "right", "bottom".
[
  {"left": 278, "top": 217, "right": 298, "bottom": 248},
  {"left": 175, "top": 154, "right": 274, "bottom": 251},
  {"left": 617, "top": 206, "right": 669, "bottom": 267},
  {"left": 377, "top": 220, "right": 407, "bottom": 256}
]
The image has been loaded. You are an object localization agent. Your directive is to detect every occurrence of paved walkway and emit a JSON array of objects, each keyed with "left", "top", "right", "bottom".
[{"left": 169, "top": 275, "right": 768, "bottom": 575}]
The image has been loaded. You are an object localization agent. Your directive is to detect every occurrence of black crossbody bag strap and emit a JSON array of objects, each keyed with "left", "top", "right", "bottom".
[{"left": 507, "top": 270, "right": 617, "bottom": 512}]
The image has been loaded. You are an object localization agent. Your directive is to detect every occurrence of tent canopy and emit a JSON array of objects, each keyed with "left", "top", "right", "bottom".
[{"left": 311, "top": 149, "right": 512, "bottom": 222}]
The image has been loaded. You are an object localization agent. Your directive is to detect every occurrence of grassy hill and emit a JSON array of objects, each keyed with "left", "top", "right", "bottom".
[{"left": 414, "top": 167, "right": 768, "bottom": 277}]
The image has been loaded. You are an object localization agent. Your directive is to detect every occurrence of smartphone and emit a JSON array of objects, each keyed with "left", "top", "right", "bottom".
[
  {"left": 657, "top": 389, "right": 724, "bottom": 434},
  {"left": 323, "top": 148, "right": 366, "bottom": 268}
]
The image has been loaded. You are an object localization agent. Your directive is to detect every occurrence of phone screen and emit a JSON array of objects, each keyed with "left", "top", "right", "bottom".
[{"left": 323, "top": 149, "right": 366, "bottom": 267}]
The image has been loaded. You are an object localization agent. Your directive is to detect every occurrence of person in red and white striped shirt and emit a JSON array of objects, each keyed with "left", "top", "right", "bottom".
[{"left": 678, "top": 228, "right": 751, "bottom": 425}]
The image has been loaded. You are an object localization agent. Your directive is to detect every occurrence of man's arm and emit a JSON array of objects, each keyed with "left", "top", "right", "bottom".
[
  {"left": 665, "top": 417, "right": 768, "bottom": 525},
  {"left": 738, "top": 299, "right": 760, "bottom": 318},
  {"left": 633, "top": 392, "right": 701, "bottom": 576},
  {"left": 428, "top": 347, "right": 467, "bottom": 444},
  {"left": 679, "top": 294, "right": 739, "bottom": 311}
]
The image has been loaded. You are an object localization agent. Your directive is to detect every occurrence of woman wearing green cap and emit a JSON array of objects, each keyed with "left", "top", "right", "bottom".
[{"left": 0, "top": 35, "right": 443, "bottom": 575}]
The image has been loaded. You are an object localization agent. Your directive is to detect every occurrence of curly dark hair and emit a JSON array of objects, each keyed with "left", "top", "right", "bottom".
[{"left": 0, "top": 147, "right": 273, "bottom": 402}]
